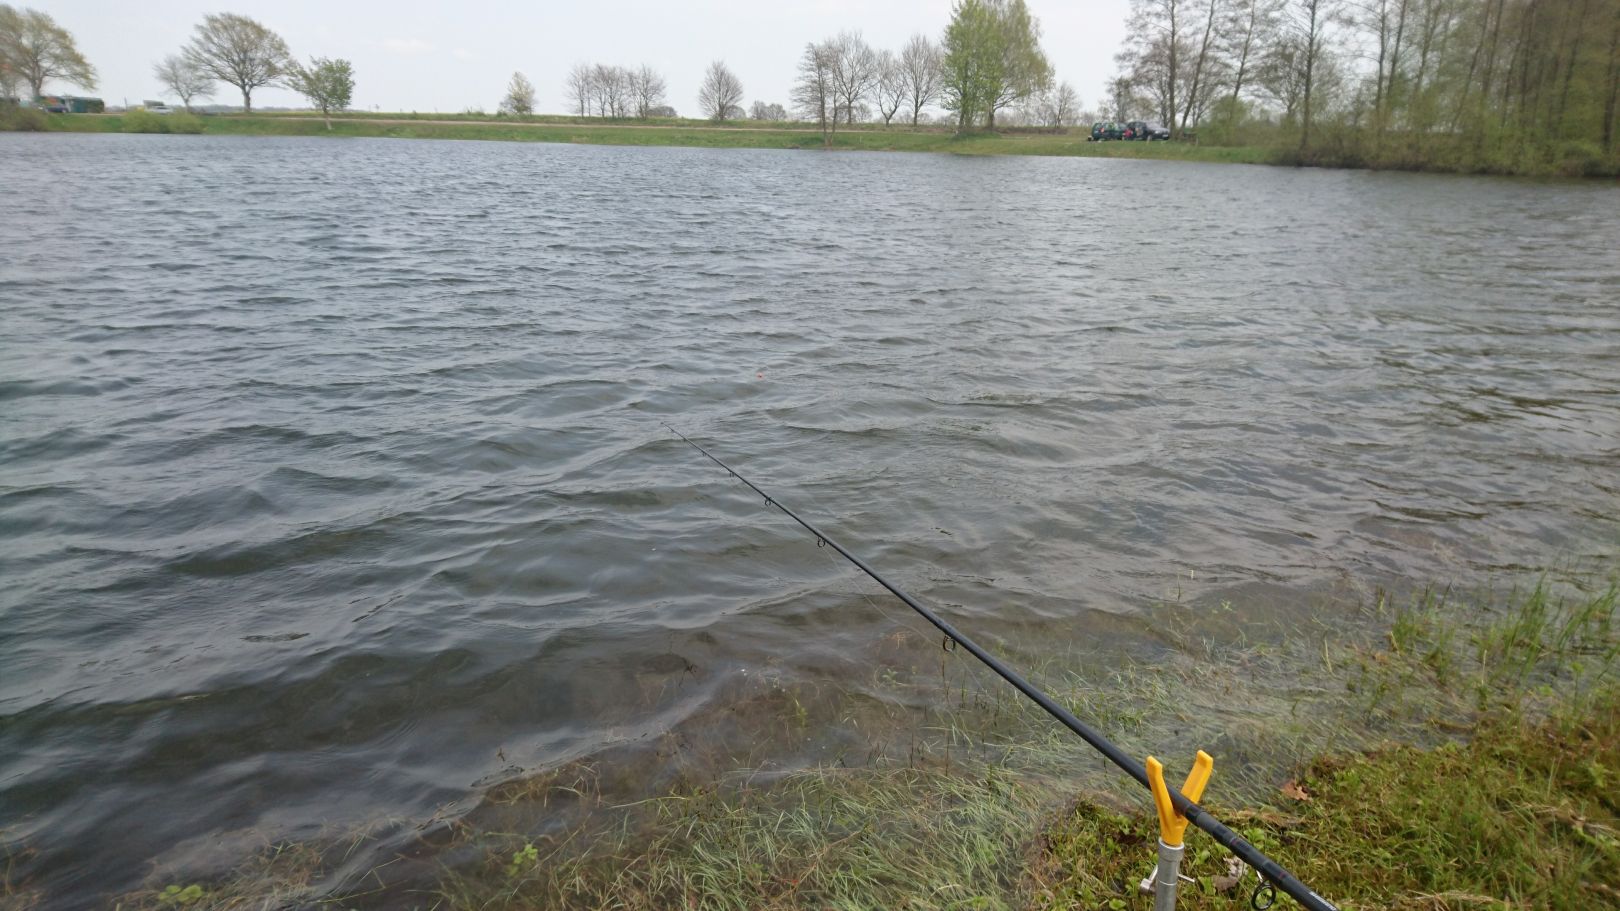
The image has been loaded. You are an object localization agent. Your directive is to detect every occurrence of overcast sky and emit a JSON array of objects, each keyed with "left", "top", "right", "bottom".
[{"left": 42, "top": 0, "right": 1131, "bottom": 116}]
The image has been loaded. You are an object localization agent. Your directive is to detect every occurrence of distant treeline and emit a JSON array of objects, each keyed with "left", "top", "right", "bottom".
[{"left": 1109, "top": 0, "right": 1620, "bottom": 174}]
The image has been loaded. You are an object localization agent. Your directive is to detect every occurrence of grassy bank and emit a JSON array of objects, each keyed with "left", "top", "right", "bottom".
[
  {"left": 426, "top": 578, "right": 1620, "bottom": 911},
  {"left": 13, "top": 108, "right": 1617, "bottom": 174},
  {"left": 32, "top": 111, "right": 1274, "bottom": 163},
  {"left": 25, "top": 112, "right": 1620, "bottom": 175},
  {"left": 82, "top": 571, "right": 1619, "bottom": 911}
]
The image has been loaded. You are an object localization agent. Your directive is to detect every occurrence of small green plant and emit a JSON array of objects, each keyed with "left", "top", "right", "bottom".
[
  {"left": 157, "top": 883, "right": 206, "bottom": 905},
  {"left": 504, "top": 842, "right": 538, "bottom": 879}
]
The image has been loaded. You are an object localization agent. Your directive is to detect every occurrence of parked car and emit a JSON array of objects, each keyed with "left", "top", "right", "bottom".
[
  {"left": 1125, "top": 120, "right": 1172, "bottom": 141},
  {"left": 1088, "top": 121, "right": 1126, "bottom": 141}
]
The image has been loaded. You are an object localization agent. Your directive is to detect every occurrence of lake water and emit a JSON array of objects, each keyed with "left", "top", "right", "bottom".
[{"left": 2, "top": 133, "right": 1617, "bottom": 907}]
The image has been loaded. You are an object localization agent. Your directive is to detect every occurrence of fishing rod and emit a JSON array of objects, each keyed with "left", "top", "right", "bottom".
[{"left": 663, "top": 423, "right": 1339, "bottom": 911}]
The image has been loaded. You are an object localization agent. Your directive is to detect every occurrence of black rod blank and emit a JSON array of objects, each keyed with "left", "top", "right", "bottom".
[{"left": 664, "top": 424, "right": 1339, "bottom": 911}]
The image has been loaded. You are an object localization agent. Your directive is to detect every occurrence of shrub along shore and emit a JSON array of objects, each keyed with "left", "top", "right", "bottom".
[{"left": 24, "top": 111, "right": 1620, "bottom": 177}]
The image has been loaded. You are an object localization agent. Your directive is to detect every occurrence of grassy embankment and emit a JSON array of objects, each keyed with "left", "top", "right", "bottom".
[
  {"left": 83, "top": 571, "right": 1620, "bottom": 911},
  {"left": 32, "top": 111, "right": 1274, "bottom": 164},
  {"left": 10, "top": 105, "right": 1617, "bottom": 174},
  {"left": 24, "top": 110, "right": 1620, "bottom": 174}
]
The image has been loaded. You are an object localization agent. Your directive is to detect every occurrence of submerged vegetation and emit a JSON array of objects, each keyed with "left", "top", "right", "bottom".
[{"left": 77, "top": 571, "right": 1618, "bottom": 911}]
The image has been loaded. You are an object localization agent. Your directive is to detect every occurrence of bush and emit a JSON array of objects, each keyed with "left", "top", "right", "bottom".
[
  {"left": 1552, "top": 139, "right": 1612, "bottom": 178},
  {"left": 122, "top": 109, "right": 169, "bottom": 133},
  {"left": 0, "top": 103, "right": 48, "bottom": 132},
  {"left": 167, "top": 112, "right": 205, "bottom": 134}
]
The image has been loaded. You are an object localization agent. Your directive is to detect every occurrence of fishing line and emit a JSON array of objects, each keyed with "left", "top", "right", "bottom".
[{"left": 663, "top": 422, "right": 1340, "bottom": 911}]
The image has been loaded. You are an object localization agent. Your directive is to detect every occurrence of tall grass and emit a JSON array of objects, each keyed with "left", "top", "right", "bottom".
[
  {"left": 95, "top": 572, "right": 1618, "bottom": 911},
  {"left": 428, "top": 575, "right": 1620, "bottom": 911}
]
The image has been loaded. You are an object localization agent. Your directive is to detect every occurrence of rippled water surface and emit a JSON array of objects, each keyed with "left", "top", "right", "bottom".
[{"left": 2, "top": 133, "right": 1618, "bottom": 907}]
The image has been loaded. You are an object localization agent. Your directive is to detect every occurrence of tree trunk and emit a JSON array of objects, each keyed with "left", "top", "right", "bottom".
[
  {"left": 242, "top": 86, "right": 253, "bottom": 114},
  {"left": 1373, "top": 0, "right": 1389, "bottom": 136},
  {"left": 1167, "top": 0, "right": 1181, "bottom": 138},
  {"left": 1604, "top": 9, "right": 1620, "bottom": 150},
  {"left": 1555, "top": 0, "right": 1595, "bottom": 131},
  {"left": 1386, "top": 0, "right": 1411, "bottom": 134},
  {"left": 1180, "top": 0, "right": 1219, "bottom": 133},
  {"left": 1228, "top": 2, "right": 1260, "bottom": 122},
  {"left": 1302, "top": 0, "right": 1321, "bottom": 151}
]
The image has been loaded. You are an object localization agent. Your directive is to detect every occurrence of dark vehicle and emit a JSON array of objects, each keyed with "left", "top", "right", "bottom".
[
  {"left": 1088, "top": 121, "right": 1126, "bottom": 141},
  {"left": 1125, "top": 120, "right": 1172, "bottom": 141},
  {"left": 35, "top": 94, "right": 105, "bottom": 114}
]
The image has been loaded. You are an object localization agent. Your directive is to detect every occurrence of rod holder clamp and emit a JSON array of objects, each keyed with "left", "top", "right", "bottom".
[{"left": 1147, "top": 749, "right": 1213, "bottom": 848}]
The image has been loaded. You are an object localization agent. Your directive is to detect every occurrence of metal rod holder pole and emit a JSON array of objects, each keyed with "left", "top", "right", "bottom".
[{"left": 1153, "top": 839, "right": 1185, "bottom": 911}]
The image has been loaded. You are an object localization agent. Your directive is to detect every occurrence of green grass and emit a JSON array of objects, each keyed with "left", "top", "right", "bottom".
[
  {"left": 34, "top": 112, "right": 1273, "bottom": 164},
  {"left": 19, "top": 111, "right": 1617, "bottom": 175},
  {"left": 425, "top": 575, "right": 1620, "bottom": 911},
  {"left": 1033, "top": 697, "right": 1620, "bottom": 911},
  {"left": 84, "top": 574, "right": 1619, "bottom": 911}
]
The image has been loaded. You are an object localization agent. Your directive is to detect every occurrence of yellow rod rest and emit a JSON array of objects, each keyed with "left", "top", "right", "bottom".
[{"left": 1146, "top": 749, "right": 1214, "bottom": 847}]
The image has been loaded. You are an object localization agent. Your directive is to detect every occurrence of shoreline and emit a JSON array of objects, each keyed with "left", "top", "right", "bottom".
[
  {"left": 8, "top": 112, "right": 1336, "bottom": 170},
  {"left": 27, "top": 112, "right": 1620, "bottom": 177},
  {"left": 84, "top": 574, "right": 1620, "bottom": 911},
  {"left": 39, "top": 111, "right": 1274, "bottom": 164}
]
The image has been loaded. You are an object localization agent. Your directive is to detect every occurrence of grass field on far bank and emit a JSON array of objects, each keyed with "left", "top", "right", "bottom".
[
  {"left": 15, "top": 109, "right": 1619, "bottom": 175},
  {"left": 39, "top": 111, "right": 1275, "bottom": 163}
]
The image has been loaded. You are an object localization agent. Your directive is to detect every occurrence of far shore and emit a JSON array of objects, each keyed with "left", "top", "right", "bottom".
[
  {"left": 33, "top": 112, "right": 1619, "bottom": 178},
  {"left": 36, "top": 111, "right": 1284, "bottom": 166}
]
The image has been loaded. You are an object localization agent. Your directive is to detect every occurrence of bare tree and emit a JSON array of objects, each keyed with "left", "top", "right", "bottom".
[
  {"left": 697, "top": 59, "right": 743, "bottom": 121},
  {"left": 1108, "top": 74, "right": 1136, "bottom": 120},
  {"left": 1286, "top": 0, "right": 1341, "bottom": 147},
  {"left": 830, "top": 31, "right": 880, "bottom": 124},
  {"left": 1179, "top": 0, "right": 1225, "bottom": 132},
  {"left": 628, "top": 64, "right": 667, "bottom": 118},
  {"left": 1127, "top": 0, "right": 1185, "bottom": 133},
  {"left": 792, "top": 39, "right": 839, "bottom": 144},
  {"left": 873, "top": 49, "right": 907, "bottom": 125},
  {"left": 0, "top": 4, "right": 96, "bottom": 98},
  {"left": 1034, "top": 80, "right": 1082, "bottom": 127},
  {"left": 183, "top": 12, "right": 292, "bottom": 114},
  {"left": 1223, "top": 0, "right": 1282, "bottom": 117},
  {"left": 898, "top": 33, "right": 944, "bottom": 125},
  {"left": 153, "top": 53, "right": 212, "bottom": 111},
  {"left": 591, "top": 63, "right": 630, "bottom": 118},
  {"left": 749, "top": 100, "right": 787, "bottom": 120},
  {"left": 565, "top": 62, "right": 593, "bottom": 117},
  {"left": 500, "top": 71, "right": 535, "bottom": 115}
]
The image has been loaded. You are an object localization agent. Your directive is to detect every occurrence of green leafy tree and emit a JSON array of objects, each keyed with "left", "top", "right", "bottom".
[
  {"left": 940, "top": 0, "right": 1051, "bottom": 130},
  {"left": 183, "top": 13, "right": 293, "bottom": 114},
  {"left": 288, "top": 56, "right": 353, "bottom": 130},
  {"left": 500, "top": 71, "right": 535, "bottom": 115},
  {"left": 0, "top": 4, "right": 97, "bottom": 99}
]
